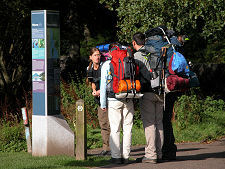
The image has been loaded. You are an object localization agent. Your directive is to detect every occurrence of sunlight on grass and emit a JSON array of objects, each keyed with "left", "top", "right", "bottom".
[{"left": 0, "top": 152, "right": 110, "bottom": 169}]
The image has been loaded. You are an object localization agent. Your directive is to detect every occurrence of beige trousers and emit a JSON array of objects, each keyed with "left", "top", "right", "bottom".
[
  {"left": 107, "top": 99, "right": 134, "bottom": 159},
  {"left": 140, "top": 92, "right": 164, "bottom": 159}
]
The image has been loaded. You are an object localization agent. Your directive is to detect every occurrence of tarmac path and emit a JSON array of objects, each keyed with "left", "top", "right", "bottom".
[{"left": 89, "top": 137, "right": 225, "bottom": 169}]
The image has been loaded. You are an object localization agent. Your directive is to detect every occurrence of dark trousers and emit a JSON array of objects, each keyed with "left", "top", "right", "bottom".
[{"left": 162, "top": 92, "right": 180, "bottom": 156}]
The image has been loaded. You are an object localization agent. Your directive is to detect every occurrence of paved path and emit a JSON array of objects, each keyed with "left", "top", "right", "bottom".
[{"left": 89, "top": 138, "right": 225, "bottom": 169}]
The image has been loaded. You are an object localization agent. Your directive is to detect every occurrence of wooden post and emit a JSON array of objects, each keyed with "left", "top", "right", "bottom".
[
  {"left": 21, "top": 107, "right": 32, "bottom": 153},
  {"left": 76, "top": 99, "right": 87, "bottom": 160}
]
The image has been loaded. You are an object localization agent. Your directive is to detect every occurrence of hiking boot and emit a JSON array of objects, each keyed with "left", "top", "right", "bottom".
[
  {"left": 136, "top": 156, "right": 157, "bottom": 164},
  {"left": 99, "top": 150, "right": 111, "bottom": 156},
  {"left": 162, "top": 152, "right": 176, "bottom": 161},
  {"left": 110, "top": 158, "right": 122, "bottom": 164},
  {"left": 157, "top": 158, "right": 163, "bottom": 163},
  {"left": 122, "top": 158, "right": 134, "bottom": 164}
]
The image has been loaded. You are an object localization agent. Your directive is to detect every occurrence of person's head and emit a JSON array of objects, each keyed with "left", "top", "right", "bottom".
[
  {"left": 132, "top": 32, "right": 145, "bottom": 51},
  {"left": 177, "top": 35, "right": 189, "bottom": 45},
  {"left": 89, "top": 47, "right": 101, "bottom": 65}
]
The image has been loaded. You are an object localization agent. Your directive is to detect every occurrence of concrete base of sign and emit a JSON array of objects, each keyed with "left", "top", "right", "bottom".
[{"left": 32, "top": 115, "right": 74, "bottom": 156}]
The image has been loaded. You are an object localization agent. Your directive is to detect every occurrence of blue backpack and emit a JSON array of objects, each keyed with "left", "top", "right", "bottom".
[{"left": 168, "top": 51, "right": 190, "bottom": 77}]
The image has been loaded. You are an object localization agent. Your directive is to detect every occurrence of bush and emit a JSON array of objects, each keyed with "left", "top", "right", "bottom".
[
  {"left": 61, "top": 78, "right": 99, "bottom": 128},
  {"left": 173, "top": 94, "right": 225, "bottom": 142},
  {"left": 0, "top": 121, "right": 27, "bottom": 152}
]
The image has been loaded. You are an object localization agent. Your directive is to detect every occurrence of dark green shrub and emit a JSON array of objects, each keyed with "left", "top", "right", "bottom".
[
  {"left": 0, "top": 121, "right": 26, "bottom": 152},
  {"left": 133, "top": 100, "right": 143, "bottom": 128},
  {"left": 173, "top": 93, "right": 225, "bottom": 142},
  {"left": 174, "top": 94, "right": 225, "bottom": 130},
  {"left": 61, "top": 78, "right": 99, "bottom": 127},
  {"left": 174, "top": 94, "right": 202, "bottom": 129}
]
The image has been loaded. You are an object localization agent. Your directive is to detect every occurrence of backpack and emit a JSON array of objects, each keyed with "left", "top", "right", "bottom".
[
  {"left": 144, "top": 26, "right": 199, "bottom": 93},
  {"left": 109, "top": 45, "right": 143, "bottom": 99},
  {"left": 168, "top": 51, "right": 190, "bottom": 77},
  {"left": 96, "top": 44, "right": 111, "bottom": 62},
  {"left": 139, "top": 48, "right": 164, "bottom": 94},
  {"left": 144, "top": 32, "right": 169, "bottom": 94},
  {"left": 157, "top": 27, "right": 199, "bottom": 92}
]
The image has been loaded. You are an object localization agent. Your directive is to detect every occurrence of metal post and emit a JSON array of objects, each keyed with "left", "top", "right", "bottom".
[
  {"left": 76, "top": 99, "right": 87, "bottom": 160},
  {"left": 21, "top": 107, "right": 32, "bottom": 153}
]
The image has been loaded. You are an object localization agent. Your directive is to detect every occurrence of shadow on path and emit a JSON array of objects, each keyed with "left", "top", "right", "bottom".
[{"left": 177, "top": 151, "right": 225, "bottom": 161}]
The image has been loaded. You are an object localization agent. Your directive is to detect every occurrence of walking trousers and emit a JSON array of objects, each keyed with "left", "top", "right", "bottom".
[
  {"left": 140, "top": 92, "right": 164, "bottom": 159},
  {"left": 107, "top": 99, "right": 134, "bottom": 159}
]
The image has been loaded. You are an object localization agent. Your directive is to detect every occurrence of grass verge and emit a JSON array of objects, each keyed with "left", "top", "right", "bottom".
[{"left": 0, "top": 152, "right": 110, "bottom": 169}]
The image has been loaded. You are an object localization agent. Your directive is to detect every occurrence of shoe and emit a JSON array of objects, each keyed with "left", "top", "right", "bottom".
[
  {"left": 136, "top": 156, "right": 157, "bottom": 164},
  {"left": 162, "top": 156, "right": 176, "bottom": 161},
  {"left": 157, "top": 158, "right": 163, "bottom": 163},
  {"left": 162, "top": 152, "right": 176, "bottom": 161},
  {"left": 110, "top": 158, "right": 122, "bottom": 164},
  {"left": 122, "top": 158, "right": 134, "bottom": 164},
  {"left": 99, "top": 150, "right": 111, "bottom": 156}
]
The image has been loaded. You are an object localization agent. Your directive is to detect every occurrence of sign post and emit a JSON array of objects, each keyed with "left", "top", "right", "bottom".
[
  {"left": 21, "top": 107, "right": 32, "bottom": 153},
  {"left": 31, "top": 10, "right": 74, "bottom": 156},
  {"left": 76, "top": 99, "right": 87, "bottom": 160}
]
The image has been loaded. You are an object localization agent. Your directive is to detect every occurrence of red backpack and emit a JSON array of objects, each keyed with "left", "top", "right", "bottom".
[{"left": 109, "top": 45, "right": 142, "bottom": 98}]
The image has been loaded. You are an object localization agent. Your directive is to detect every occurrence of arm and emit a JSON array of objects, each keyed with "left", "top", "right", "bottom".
[
  {"left": 100, "top": 61, "right": 109, "bottom": 110},
  {"left": 134, "top": 52, "right": 151, "bottom": 81}
]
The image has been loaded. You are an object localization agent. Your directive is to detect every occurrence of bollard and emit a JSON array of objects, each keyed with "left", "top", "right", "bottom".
[
  {"left": 76, "top": 99, "right": 87, "bottom": 160},
  {"left": 21, "top": 107, "right": 32, "bottom": 153}
]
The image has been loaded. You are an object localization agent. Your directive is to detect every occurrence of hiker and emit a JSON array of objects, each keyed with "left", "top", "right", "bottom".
[
  {"left": 86, "top": 47, "right": 110, "bottom": 156},
  {"left": 133, "top": 28, "right": 194, "bottom": 162},
  {"left": 132, "top": 32, "right": 164, "bottom": 163},
  {"left": 100, "top": 43, "right": 135, "bottom": 164}
]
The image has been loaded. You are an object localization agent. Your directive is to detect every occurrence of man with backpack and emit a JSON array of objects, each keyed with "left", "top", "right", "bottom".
[
  {"left": 100, "top": 43, "right": 136, "bottom": 164},
  {"left": 133, "top": 32, "right": 164, "bottom": 164},
  {"left": 133, "top": 28, "right": 193, "bottom": 162}
]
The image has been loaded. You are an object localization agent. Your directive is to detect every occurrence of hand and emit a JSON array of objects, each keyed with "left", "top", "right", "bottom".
[
  {"left": 101, "top": 107, "right": 107, "bottom": 112},
  {"left": 92, "top": 90, "right": 97, "bottom": 96},
  {"left": 96, "top": 90, "right": 100, "bottom": 97}
]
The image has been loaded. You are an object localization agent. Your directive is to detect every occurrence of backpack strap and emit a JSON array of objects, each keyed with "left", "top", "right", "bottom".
[{"left": 158, "top": 27, "right": 175, "bottom": 51}]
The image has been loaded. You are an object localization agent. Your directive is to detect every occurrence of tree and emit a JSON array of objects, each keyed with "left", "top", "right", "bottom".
[
  {"left": 0, "top": 0, "right": 31, "bottom": 119},
  {"left": 0, "top": 0, "right": 117, "bottom": 119},
  {"left": 99, "top": 0, "right": 225, "bottom": 62}
]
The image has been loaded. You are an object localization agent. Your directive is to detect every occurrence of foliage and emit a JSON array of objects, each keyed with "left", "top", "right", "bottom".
[
  {"left": 0, "top": 120, "right": 27, "bottom": 152},
  {"left": 100, "top": 0, "right": 225, "bottom": 42},
  {"left": 173, "top": 94, "right": 225, "bottom": 142},
  {"left": 133, "top": 100, "right": 143, "bottom": 128},
  {"left": 0, "top": 0, "right": 31, "bottom": 119},
  {"left": 0, "top": 152, "right": 110, "bottom": 169},
  {"left": 99, "top": 0, "right": 225, "bottom": 63},
  {"left": 0, "top": 0, "right": 117, "bottom": 121},
  {"left": 87, "top": 125, "right": 102, "bottom": 149},
  {"left": 80, "top": 32, "right": 116, "bottom": 58},
  {"left": 61, "top": 78, "right": 99, "bottom": 128},
  {"left": 192, "top": 39, "right": 225, "bottom": 63}
]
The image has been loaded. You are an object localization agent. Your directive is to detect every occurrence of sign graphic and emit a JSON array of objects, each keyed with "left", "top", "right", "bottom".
[{"left": 32, "top": 10, "right": 60, "bottom": 116}]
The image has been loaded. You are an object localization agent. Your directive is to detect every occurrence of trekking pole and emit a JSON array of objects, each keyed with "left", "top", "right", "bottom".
[{"left": 161, "top": 47, "right": 167, "bottom": 110}]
